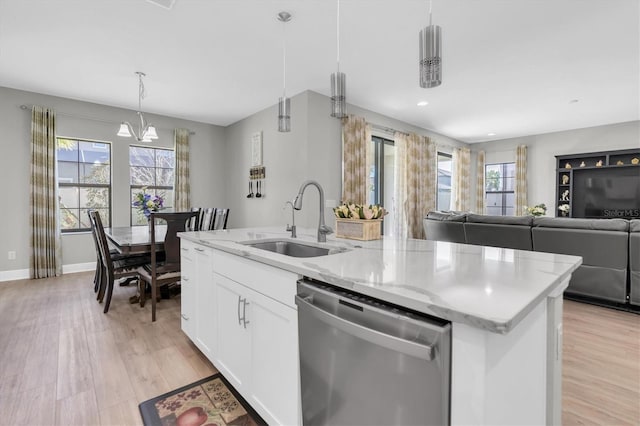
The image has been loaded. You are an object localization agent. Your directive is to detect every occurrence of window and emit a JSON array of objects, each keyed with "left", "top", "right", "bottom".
[
  {"left": 57, "top": 138, "right": 111, "bottom": 232},
  {"left": 437, "top": 152, "right": 452, "bottom": 210},
  {"left": 368, "top": 136, "right": 395, "bottom": 235},
  {"left": 130, "top": 146, "right": 175, "bottom": 225},
  {"left": 485, "top": 162, "right": 515, "bottom": 216}
]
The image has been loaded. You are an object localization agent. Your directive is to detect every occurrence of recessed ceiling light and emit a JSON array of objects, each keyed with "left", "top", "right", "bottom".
[
  {"left": 417, "top": 101, "right": 429, "bottom": 106},
  {"left": 487, "top": 132, "right": 496, "bottom": 136},
  {"left": 569, "top": 99, "right": 579, "bottom": 103}
]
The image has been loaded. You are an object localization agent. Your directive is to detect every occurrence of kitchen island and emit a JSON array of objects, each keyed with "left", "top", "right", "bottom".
[{"left": 179, "top": 227, "right": 582, "bottom": 425}]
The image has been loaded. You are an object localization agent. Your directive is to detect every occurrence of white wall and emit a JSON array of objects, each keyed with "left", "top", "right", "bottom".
[
  {"left": 0, "top": 86, "right": 226, "bottom": 276},
  {"left": 225, "top": 90, "right": 467, "bottom": 230},
  {"left": 470, "top": 121, "right": 640, "bottom": 213}
]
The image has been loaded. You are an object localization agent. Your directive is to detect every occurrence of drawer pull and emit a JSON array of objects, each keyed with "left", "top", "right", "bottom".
[
  {"left": 181, "top": 314, "right": 189, "bottom": 321},
  {"left": 195, "top": 247, "right": 205, "bottom": 252}
]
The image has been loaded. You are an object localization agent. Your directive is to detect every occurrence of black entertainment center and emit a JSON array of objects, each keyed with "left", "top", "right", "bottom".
[{"left": 555, "top": 149, "right": 640, "bottom": 219}]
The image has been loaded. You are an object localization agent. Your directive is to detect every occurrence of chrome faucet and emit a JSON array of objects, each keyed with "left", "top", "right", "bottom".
[
  {"left": 284, "top": 201, "right": 297, "bottom": 238},
  {"left": 293, "top": 180, "right": 333, "bottom": 242}
]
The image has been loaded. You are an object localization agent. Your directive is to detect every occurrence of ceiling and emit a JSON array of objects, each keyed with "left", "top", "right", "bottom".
[{"left": 0, "top": 0, "right": 638, "bottom": 143}]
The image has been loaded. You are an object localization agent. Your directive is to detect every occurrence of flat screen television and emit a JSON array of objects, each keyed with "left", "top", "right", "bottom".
[{"left": 571, "top": 167, "right": 640, "bottom": 219}]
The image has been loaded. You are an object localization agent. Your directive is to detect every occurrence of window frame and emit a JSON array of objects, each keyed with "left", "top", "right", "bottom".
[
  {"left": 129, "top": 145, "right": 175, "bottom": 226},
  {"left": 57, "top": 137, "right": 112, "bottom": 233},
  {"left": 369, "top": 135, "right": 394, "bottom": 206},
  {"left": 436, "top": 151, "right": 452, "bottom": 211},
  {"left": 484, "top": 161, "right": 516, "bottom": 216}
]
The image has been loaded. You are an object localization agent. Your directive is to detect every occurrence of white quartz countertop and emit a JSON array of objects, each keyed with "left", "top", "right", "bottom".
[{"left": 179, "top": 227, "right": 581, "bottom": 334}]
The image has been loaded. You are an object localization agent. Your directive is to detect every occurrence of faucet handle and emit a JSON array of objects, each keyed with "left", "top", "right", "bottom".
[{"left": 319, "top": 224, "right": 333, "bottom": 235}]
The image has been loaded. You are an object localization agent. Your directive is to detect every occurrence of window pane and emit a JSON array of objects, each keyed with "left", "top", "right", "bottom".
[
  {"left": 485, "top": 165, "right": 502, "bottom": 191},
  {"left": 130, "top": 166, "right": 155, "bottom": 185},
  {"left": 160, "top": 189, "right": 174, "bottom": 208},
  {"left": 437, "top": 153, "right": 452, "bottom": 210},
  {"left": 80, "top": 163, "right": 110, "bottom": 184},
  {"left": 156, "top": 149, "right": 175, "bottom": 168},
  {"left": 60, "top": 208, "right": 80, "bottom": 229},
  {"left": 81, "top": 208, "right": 108, "bottom": 229},
  {"left": 58, "top": 161, "right": 78, "bottom": 183},
  {"left": 505, "top": 163, "right": 516, "bottom": 178},
  {"left": 156, "top": 168, "right": 174, "bottom": 187},
  {"left": 131, "top": 208, "right": 147, "bottom": 226},
  {"left": 79, "top": 141, "right": 110, "bottom": 164},
  {"left": 504, "top": 176, "right": 515, "bottom": 191},
  {"left": 81, "top": 187, "right": 109, "bottom": 208},
  {"left": 130, "top": 146, "right": 155, "bottom": 166},
  {"left": 59, "top": 187, "right": 79, "bottom": 209},
  {"left": 56, "top": 139, "right": 78, "bottom": 161}
]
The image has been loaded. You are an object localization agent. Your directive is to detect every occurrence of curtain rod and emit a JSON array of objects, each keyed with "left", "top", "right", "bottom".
[
  {"left": 369, "top": 122, "right": 458, "bottom": 150},
  {"left": 19, "top": 104, "right": 196, "bottom": 136}
]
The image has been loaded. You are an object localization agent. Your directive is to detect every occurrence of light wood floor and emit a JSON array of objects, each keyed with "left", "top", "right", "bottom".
[{"left": 0, "top": 272, "right": 638, "bottom": 425}]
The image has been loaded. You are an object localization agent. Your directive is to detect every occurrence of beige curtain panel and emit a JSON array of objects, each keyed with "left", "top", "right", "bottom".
[
  {"left": 174, "top": 128, "right": 191, "bottom": 211},
  {"left": 30, "top": 106, "right": 61, "bottom": 279},
  {"left": 341, "top": 115, "right": 371, "bottom": 205},
  {"left": 476, "top": 150, "right": 486, "bottom": 214},
  {"left": 394, "top": 132, "right": 436, "bottom": 239},
  {"left": 515, "top": 144, "right": 528, "bottom": 216},
  {"left": 452, "top": 147, "right": 471, "bottom": 212}
]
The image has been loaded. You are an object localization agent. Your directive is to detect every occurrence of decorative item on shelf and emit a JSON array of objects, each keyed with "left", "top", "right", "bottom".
[
  {"left": 579, "top": 161, "right": 586, "bottom": 168},
  {"left": 333, "top": 202, "right": 387, "bottom": 240},
  {"left": 117, "top": 72, "right": 159, "bottom": 143},
  {"left": 595, "top": 160, "right": 603, "bottom": 167},
  {"left": 525, "top": 203, "right": 547, "bottom": 217},
  {"left": 632, "top": 157, "right": 639, "bottom": 165},
  {"left": 616, "top": 160, "right": 624, "bottom": 165},
  {"left": 565, "top": 163, "right": 572, "bottom": 169},
  {"left": 561, "top": 190, "right": 570, "bottom": 201},
  {"left": 558, "top": 204, "right": 570, "bottom": 217},
  {"left": 248, "top": 166, "right": 266, "bottom": 199},
  {"left": 561, "top": 174, "right": 569, "bottom": 185}
]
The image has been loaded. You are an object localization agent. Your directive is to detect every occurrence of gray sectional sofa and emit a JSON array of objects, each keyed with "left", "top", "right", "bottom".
[{"left": 424, "top": 212, "right": 638, "bottom": 309}]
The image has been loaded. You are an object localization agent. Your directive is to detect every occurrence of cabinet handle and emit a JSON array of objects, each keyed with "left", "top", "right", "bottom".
[
  {"left": 243, "top": 300, "right": 250, "bottom": 329},
  {"left": 181, "top": 247, "right": 188, "bottom": 252},
  {"left": 181, "top": 313, "right": 189, "bottom": 321},
  {"left": 182, "top": 276, "right": 189, "bottom": 282},
  {"left": 237, "top": 296, "right": 243, "bottom": 325},
  {"left": 194, "top": 247, "right": 205, "bottom": 252}
]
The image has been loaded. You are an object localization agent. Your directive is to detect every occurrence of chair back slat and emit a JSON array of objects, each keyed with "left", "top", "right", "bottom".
[
  {"left": 89, "top": 210, "right": 114, "bottom": 275},
  {"left": 187, "top": 207, "right": 202, "bottom": 231},
  {"left": 150, "top": 211, "right": 200, "bottom": 268},
  {"left": 213, "top": 208, "right": 230, "bottom": 230},
  {"left": 200, "top": 207, "right": 217, "bottom": 231}
]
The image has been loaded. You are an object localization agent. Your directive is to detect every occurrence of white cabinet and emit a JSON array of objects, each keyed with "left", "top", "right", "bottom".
[
  {"left": 180, "top": 240, "right": 217, "bottom": 358},
  {"left": 180, "top": 244, "right": 196, "bottom": 340}
]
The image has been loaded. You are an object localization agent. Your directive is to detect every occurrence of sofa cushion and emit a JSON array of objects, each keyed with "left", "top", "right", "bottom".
[
  {"left": 426, "top": 211, "right": 467, "bottom": 222},
  {"left": 533, "top": 217, "right": 629, "bottom": 232},
  {"left": 464, "top": 223, "right": 533, "bottom": 250},
  {"left": 630, "top": 219, "right": 640, "bottom": 233},
  {"left": 423, "top": 218, "right": 466, "bottom": 243},
  {"left": 630, "top": 220, "right": 640, "bottom": 305},
  {"left": 466, "top": 213, "right": 533, "bottom": 226}
]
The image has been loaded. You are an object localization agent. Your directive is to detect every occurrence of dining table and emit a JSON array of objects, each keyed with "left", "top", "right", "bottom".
[{"left": 105, "top": 225, "right": 167, "bottom": 255}]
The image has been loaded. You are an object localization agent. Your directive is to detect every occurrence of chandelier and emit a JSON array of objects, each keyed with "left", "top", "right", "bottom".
[
  {"left": 330, "top": 0, "right": 346, "bottom": 118},
  {"left": 117, "top": 72, "right": 158, "bottom": 142},
  {"left": 419, "top": 0, "right": 442, "bottom": 88},
  {"left": 277, "top": 12, "right": 292, "bottom": 132}
]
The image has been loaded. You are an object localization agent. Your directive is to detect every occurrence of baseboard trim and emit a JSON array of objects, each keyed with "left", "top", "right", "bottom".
[{"left": 0, "top": 262, "right": 96, "bottom": 283}]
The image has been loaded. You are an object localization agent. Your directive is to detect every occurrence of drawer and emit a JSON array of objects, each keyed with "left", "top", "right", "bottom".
[{"left": 212, "top": 249, "right": 299, "bottom": 308}]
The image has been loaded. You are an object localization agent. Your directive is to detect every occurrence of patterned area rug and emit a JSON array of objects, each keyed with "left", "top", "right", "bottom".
[{"left": 139, "top": 373, "right": 266, "bottom": 426}]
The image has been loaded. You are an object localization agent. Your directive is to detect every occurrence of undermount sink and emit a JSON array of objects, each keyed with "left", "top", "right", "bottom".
[{"left": 241, "top": 239, "right": 348, "bottom": 258}]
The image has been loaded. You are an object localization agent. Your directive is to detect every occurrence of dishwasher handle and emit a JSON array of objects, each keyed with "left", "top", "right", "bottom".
[{"left": 295, "top": 294, "right": 435, "bottom": 361}]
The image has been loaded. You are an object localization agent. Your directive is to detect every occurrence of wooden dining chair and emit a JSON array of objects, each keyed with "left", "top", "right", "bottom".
[
  {"left": 137, "top": 211, "right": 199, "bottom": 322},
  {"left": 187, "top": 207, "right": 202, "bottom": 231},
  {"left": 200, "top": 207, "right": 217, "bottom": 231},
  {"left": 212, "top": 208, "right": 230, "bottom": 230},
  {"left": 89, "top": 210, "right": 150, "bottom": 313}
]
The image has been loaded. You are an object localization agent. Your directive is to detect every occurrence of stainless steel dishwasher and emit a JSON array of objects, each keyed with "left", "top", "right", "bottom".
[{"left": 295, "top": 279, "right": 451, "bottom": 426}]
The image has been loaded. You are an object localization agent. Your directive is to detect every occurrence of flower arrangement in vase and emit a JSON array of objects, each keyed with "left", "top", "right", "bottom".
[
  {"left": 132, "top": 187, "right": 164, "bottom": 221},
  {"left": 558, "top": 204, "right": 570, "bottom": 217},
  {"left": 333, "top": 203, "right": 387, "bottom": 240},
  {"left": 525, "top": 203, "right": 547, "bottom": 217},
  {"left": 333, "top": 202, "right": 387, "bottom": 220}
]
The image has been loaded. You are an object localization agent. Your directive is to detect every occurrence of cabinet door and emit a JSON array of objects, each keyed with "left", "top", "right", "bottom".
[
  {"left": 214, "top": 273, "right": 251, "bottom": 392},
  {"left": 180, "top": 255, "right": 196, "bottom": 340},
  {"left": 246, "top": 287, "right": 300, "bottom": 426},
  {"left": 195, "top": 247, "right": 217, "bottom": 357}
]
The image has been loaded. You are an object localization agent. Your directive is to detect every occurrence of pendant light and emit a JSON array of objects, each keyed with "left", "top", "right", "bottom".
[
  {"left": 330, "top": 0, "right": 346, "bottom": 118},
  {"left": 419, "top": 0, "right": 442, "bottom": 88},
  {"left": 117, "top": 72, "right": 159, "bottom": 142},
  {"left": 277, "top": 11, "right": 292, "bottom": 132}
]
